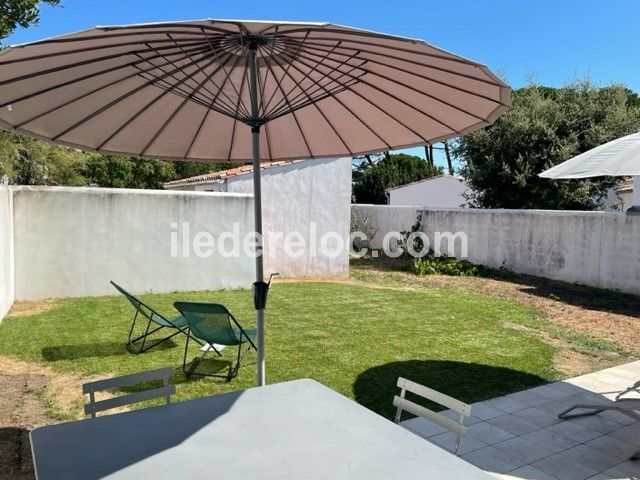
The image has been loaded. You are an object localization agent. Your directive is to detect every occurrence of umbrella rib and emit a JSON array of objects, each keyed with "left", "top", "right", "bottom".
[
  {"left": 184, "top": 50, "right": 246, "bottom": 159},
  {"left": 292, "top": 48, "right": 461, "bottom": 133},
  {"left": 282, "top": 37, "right": 505, "bottom": 90},
  {"left": 277, "top": 54, "right": 392, "bottom": 150},
  {"left": 258, "top": 26, "right": 279, "bottom": 114},
  {"left": 260, "top": 30, "right": 311, "bottom": 117},
  {"left": 139, "top": 49, "right": 240, "bottom": 156},
  {"left": 0, "top": 40, "right": 211, "bottom": 87},
  {"left": 51, "top": 48, "right": 215, "bottom": 142},
  {"left": 295, "top": 40, "right": 507, "bottom": 107},
  {"left": 257, "top": 44, "right": 312, "bottom": 157},
  {"left": 12, "top": 46, "right": 212, "bottom": 129},
  {"left": 296, "top": 47, "right": 487, "bottom": 124},
  {"left": 276, "top": 54, "right": 428, "bottom": 143},
  {"left": 140, "top": 42, "right": 244, "bottom": 120},
  {"left": 0, "top": 44, "right": 211, "bottom": 110},
  {"left": 226, "top": 54, "right": 250, "bottom": 161},
  {"left": 94, "top": 52, "right": 222, "bottom": 150},
  {"left": 271, "top": 27, "right": 487, "bottom": 67},
  {"left": 199, "top": 28, "right": 252, "bottom": 120},
  {"left": 266, "top": 48, "right": 363, "bottom": 120}
]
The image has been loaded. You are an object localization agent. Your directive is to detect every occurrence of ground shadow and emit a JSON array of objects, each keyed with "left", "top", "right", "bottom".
[
  {"left": 0, "top": 427, "right": 34, "bottom": 480},
  {"left": 353, "top": 360, "right": 548, "bottom": 420}
]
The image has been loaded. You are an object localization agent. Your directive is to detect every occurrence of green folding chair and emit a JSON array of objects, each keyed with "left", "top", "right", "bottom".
[
  {"left": 173, "top": 302, "right": 257, "bottom": 382},
  {"left": 111, "top": 281, "right": 211, "bottom": 354}
]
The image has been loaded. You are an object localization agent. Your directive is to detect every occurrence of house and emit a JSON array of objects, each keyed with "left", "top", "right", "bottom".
[{"left": 386, "top": 176, "right": 472, "bottom": 208}]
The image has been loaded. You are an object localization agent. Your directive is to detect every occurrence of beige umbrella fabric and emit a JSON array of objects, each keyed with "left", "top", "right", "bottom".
[
  {"left": 0, "top": 19, "right": 510, "bottom": 385},
  {"left": 0, "top": 19, "right": 510, "bottom": 162}
]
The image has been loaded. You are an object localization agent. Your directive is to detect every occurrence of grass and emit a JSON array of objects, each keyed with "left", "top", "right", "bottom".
[{"left": 0, "top": 274, "right": 631, "bottom": 420}]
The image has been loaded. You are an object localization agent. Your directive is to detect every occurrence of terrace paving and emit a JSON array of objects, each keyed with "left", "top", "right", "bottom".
[{"left": 401, "top": 360, "right": 640, "bottom": 480}]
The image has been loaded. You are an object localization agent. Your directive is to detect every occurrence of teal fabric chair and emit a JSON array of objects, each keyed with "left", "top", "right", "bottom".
[
  {"left": 173, "top": 302, "right": 257, "bottom": 381},
  {"left": 111, "top": 281, "right": 208, "bottom": 354}
]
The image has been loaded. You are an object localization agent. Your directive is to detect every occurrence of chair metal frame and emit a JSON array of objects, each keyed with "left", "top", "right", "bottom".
[
  {"left": 393, "top": 377, "right": 472, "bottom": 455},
  {"left": 174, "top": 302, "right": 257, "bottom": 382},
  {"left": 83, "top": 367, "right": 175, "bottom": 418},
  {"left": 110, "top": 281, "right": 209, "bottom": 354}
]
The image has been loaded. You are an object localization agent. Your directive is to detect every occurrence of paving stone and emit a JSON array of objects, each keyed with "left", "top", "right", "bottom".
[
  {"left": 486, "top": 397, "right": 530, "bottom": 414},
  {"left": 520, "top": 426, "right": 581, "bottom": 452},
  {"left": 470, "top": 402, "right": 506, "bottom": 421},
  {"left": 493, "top": 436, "right": 554, "bottom": 464},
  {"left": 586, "top": 434, "right": 640, "bottom": 461},
  {"left": 515, "top": 407, "right": 563, "bottom": 428},
  {"left": 609, "top": 424, "right": 640, "bottom": 445},
  {"left": 546, "top": 421, "right": 602, "bottom": 442},
  {"left": 600, "top": 460, "right": 640, "bottom": 477},
  {"left": 564, "top": 413, "right": 628, "bottom": 435},
  {"left": 400, "top": 417, "right": 447, "bottom": 438},
  {"left": 467, "top": 421, "right": 515, "bottom": 445},
  {"left": 560, "top": 444, "right": 623, "bottom": 473},
  {"left": 488, "top": 413, "right": 541, "bottom": 436},
  {"left": 462, "top": 446, "right": 526, "bottom": 474},
  {"left": 532, "top": 453, "right": 599, "bottom": 480},
  {"left": 497, "top": 465, "right": 558, "bottom": 480},
  {"left": 428, "top": 431, "right": 487, "bottom": 455}
]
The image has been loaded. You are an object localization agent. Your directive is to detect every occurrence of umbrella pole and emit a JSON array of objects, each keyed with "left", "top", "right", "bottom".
[{"left": 248, "top": 45, "right": 266, "bottom": 386}]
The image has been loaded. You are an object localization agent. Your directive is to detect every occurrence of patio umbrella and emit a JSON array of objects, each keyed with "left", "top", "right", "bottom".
[
  {"left": 539, "top": 131, "right": 640, "bottom": 178},
  {"left": 0, "top": 19, "right": 510, "bottom": 385}
]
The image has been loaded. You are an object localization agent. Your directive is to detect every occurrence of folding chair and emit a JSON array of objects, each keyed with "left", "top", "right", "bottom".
[
  {"left": 393, "top": 377, "right": 472, "bottom": 455},
  {"left": 110, "top": 281, "right": 209, "bottom": 354},
  {"left": 83, "top": 367, "right": 175, "bottom": 418},
  {"left": 173, "top": 302, "right": 257, "bottom": 382},
  {"left": 558, "top": 380, "right": 640, "bottom": 459}
]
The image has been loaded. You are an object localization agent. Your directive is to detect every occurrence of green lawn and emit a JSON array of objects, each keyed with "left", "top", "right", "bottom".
[{"left": 0, "top": 280, "right": 603, "bottom": 419}]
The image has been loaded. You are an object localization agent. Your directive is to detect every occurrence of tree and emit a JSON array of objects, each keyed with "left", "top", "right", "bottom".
[
  {"left": 85, "top": 155, "right": 177, "bottom": 189},
  {"left": 455, "top": 81, "right": 640, "bottom": 209},
  {"left": 352, "top": 153, "right": 443, "bottom": 204},
  {"left": 0, "top": 0, "right": 59, "bottom": 41}
]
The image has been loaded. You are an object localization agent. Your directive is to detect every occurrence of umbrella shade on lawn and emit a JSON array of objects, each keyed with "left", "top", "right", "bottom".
[{"left": 0, "top": 19, "right": 510, "bottom": 385}]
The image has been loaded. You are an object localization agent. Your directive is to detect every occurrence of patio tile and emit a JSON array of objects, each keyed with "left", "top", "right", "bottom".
[
  {"left": 462, "top": 446, "right": 526, "bottom": 474},
  {"left": 400, "top": 417, "right": 447, "bottom": 437},
  {"left": 428, "top": 431, "right": 487, "bottom": 455},
  {"left": 528, "top": 384, "right": 576, "bottom": 400},
  {"left": 497, "top": 465, "right": 559, "bottom": 480},
  {"left": 467, "top": 421, "right": 515, "bottom": 445},
  {"left": 565, "top": 413, "right": 629, "bottom": 435},
  {"left": 560, "top": 444, "right": 624, "bottom": 473},
  {"left": 531, "top": 453, "right": 599, "bottom": 480},
  {"left": 471, "top": 402, "right": 507, "bottom": 421},
  {"left": 519, "top": 426, "right": 581, "bottom": 452},
  {"left": 609, "top": 424, "right": 640, "bottom": 445},
  {"left": 515, "top": 407, "right": 563, "bottom": 428},
  {"left": 486, "top": 397, "right": 530, "bottom": 414},
  {"left": 546, "top": 421, "right": 601, "bottom": 443},
  {"left": 599, "top": 460, "right": 640, "bottom": 478},
  {"left": 493, "top": 436, "right": 554, "bottom": 464},
  {"left": 488, "top": 414, "right": 541, "bottom": 436},
  {"left": 504, "top": 390, "right": 549, "bottom": 407},
  {"left": 441, "top": 408, "right": 482, "bottom": 425},
  {"left": 586, "top": 435, "right": 640, "bottom": 461},
  {"left": 547, "top": 381, "right": 587, "bottom": 396}
]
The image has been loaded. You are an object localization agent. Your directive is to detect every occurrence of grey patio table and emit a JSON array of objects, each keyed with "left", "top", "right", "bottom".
[{"left": 30, "top": 378, "right": 493, "bottom": 479}]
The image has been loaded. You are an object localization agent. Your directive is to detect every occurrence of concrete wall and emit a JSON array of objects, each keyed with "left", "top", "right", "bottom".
[
  {"left": 388, "top": 176, "right": 471, "bottom": 208},
  {"left": 228, "top": 158, "right": 352, "bottom": 277},
  {"left": 352, "top": 204, "right": 640, "bottom": 295},
  {"left": 0, "top": 186, "right": 14, "bottom": 319},
  {"left": 12, "top": 187, "right": 255, "bottom": 300}
]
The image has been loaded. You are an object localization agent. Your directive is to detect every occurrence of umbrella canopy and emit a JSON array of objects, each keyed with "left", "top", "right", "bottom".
[
  {"left": 0, "top": 19, "right": 509, "bottom": 161},
  {"left": 0, "top": 19, "right": 510, "bottom": 385},
  {"left": 539, "top": 131, "right": 640, "bottom": 179}
]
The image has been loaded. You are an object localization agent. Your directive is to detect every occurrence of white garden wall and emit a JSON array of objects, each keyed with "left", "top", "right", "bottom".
[
  {"left": 352, "top": 205, "right": 640, "bottom": 295},
  {"left": 0, "top": 185, "right": 14, "bottom": 319}
]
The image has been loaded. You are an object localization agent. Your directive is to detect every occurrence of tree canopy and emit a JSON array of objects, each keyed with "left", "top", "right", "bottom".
[
  {"left": 455, "top": 81, "right": 640, "bottom": 210},
  {"left": 352, "top": 153, "right": 443, "bottom": 204},
  {"left": 0, "top": 0, "right": 59, "bottom": 41}
]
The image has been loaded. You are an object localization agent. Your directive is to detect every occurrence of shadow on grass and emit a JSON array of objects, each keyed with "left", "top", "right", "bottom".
[
  {"left": 353, "top": 360, "right": 548, "bottom": 420},
  {"left": 41, "top": 340, "right": 177, "bottom": 361}
]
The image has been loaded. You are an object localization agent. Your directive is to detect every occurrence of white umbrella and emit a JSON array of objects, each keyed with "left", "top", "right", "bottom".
[
  {"left": 539, "top": 131, "right": 640, "bottom": 178},
  {"left": 0, "top": 19, "right": 510, "bottom": 385}
]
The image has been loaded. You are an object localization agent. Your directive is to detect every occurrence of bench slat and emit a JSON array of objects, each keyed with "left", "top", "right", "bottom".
[
  {"left": 397, "top": 377, "right": 471, "bottom": 417},
  {"left": 83, "top": 367, "right": 174, "bottom": 394},
  {"left": 84, "top": 385, "right": 175, "bottom": 416},
  {"left": 393, "top": 396, "right": 466, "bottom": 437}
]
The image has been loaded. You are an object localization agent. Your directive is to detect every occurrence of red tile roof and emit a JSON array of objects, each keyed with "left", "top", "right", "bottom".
[{"left": 164, "top": 160, "right": 306, "bottom": 188}]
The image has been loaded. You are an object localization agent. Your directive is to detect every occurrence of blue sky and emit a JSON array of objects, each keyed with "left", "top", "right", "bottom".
[{"left": 6, "top": 0, "right": 639, "bottom": 168}]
